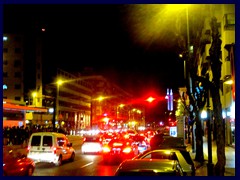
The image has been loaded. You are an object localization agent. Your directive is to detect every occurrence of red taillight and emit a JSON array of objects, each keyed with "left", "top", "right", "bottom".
[
  {"left": 122, "top": 147, "right": 132, "bottom": 153},
  {"left": 102, "top": 146, "right": 111, "bottom": 153},
  {"left": 27, "top": 146, "right": 30, "bottom": 153},
  {"left": 53, "top": 147, "right": 57, "bottom": 154}
]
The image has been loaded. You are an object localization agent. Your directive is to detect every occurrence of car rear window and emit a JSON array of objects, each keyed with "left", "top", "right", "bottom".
[
  {"left": 31, "top": 135, "right": 41, "bottom": 146},
  {"left": 180, "top": 150, "right": 194, "bottom": 165},
  {"left": 43, "top": 136, "right": 53, "bottom": 146},
  {"left": 142, "top": 152, "right": 173, "bottom": 159},
  {"left": 84, "top": 136, "right": 100, "bottom": 142}
]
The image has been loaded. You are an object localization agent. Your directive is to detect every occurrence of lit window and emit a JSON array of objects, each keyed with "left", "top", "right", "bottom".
[{"left": 3, "top": 36, "right": 8, "bottom": 41}]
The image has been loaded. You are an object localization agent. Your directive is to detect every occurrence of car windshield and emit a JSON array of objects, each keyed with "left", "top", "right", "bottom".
[{"left": 108, "top": 139, "right": 131, "bottom": 146}]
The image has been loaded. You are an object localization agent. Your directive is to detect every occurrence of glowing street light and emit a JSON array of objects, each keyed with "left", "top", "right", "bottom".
[
  {"left": 146, "top": 96, "right": 156, "bottom": 103},
  {"left": 53, "top": 79, "right": 63, "bottom": 131},
  {"left": 56, "top": 79, "right": 63, "bottom": 119}
]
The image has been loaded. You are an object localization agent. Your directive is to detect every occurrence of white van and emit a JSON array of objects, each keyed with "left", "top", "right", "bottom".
[{"left": 27, "top": 132, "right": 75, "bottom": 166}]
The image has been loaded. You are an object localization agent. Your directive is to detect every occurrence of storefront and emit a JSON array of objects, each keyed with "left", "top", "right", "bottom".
[{"left": 3, "top": 102, "right": 47, "bottom": 128}]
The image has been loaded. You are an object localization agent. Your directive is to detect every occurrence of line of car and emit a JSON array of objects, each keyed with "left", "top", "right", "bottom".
[
  {"left": 114, "top": 136, "right": 196, "bottom": 176},
  {"left": 3, "top": 131, "right": 196, "bottom": 176}
]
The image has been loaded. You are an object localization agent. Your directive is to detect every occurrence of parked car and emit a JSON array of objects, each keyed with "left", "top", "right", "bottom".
[
  {"left": 81, "top": 135, "right": 103, "bottom": 154},
  {"left": 132, "top": 148, "right": 194, "bottom": 176},
  {"left": 27, "top": 132, "right": 75, "bottom": 166},
  {"left": 102, "top": 138, "right": 138, "bottom": 164},
  {"left": 151, "top": 136, "right": 195, "bottom": 176},
  {"left": 115, "top": 159, "right": 190, "bottom": 176},
  {"left": 3, "top": 146, "right": 35, "bottom": 176},
  {"left": 115, "top": 159, "right": 187, "bottom": 176}
]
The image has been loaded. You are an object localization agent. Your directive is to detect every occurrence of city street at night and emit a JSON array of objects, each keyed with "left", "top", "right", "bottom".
[{"left": 3, "top": 3, "right": 237, "bottom": 177}]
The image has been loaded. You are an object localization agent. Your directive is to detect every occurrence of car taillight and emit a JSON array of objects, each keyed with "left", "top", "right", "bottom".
[
  {"left": 102, "top": 146, "right": 111, "bottom": 153},
  {"left": 27, "top": 146, "right": 30, "bottom": 153},
  {"left": 122, "top": 147, "right": 132, "bottom": 153},
  {"left": 53, "top": 147, "right": 57, "bottom": 154}
]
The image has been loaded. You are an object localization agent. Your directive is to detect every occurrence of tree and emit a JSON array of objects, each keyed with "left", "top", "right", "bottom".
[
  {"left": 208, "top": 16, "right": 225, "bottom": 176},
  {"left": 188, "top": 15, "right": 226, "bottom": 176},
  {"left": 178, "top": 7, "right": 226, "bottom": 174}
]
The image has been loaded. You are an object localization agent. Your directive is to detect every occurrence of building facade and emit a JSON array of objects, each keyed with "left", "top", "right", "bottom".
[
  {"left": 3, "top": 34, "right": 25, "bottom": 104},
  {"left": 196, "top": 4, "right": 235, "bottom": 146}
]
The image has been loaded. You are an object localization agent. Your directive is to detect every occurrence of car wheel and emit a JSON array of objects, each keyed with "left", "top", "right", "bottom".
[
  {"left": 70, "top": 152, "right": 75, "bottom": 162},
  {"left": 55, "top": 155, "right": 62, "bottom": 166},
  {"left": 26, "top": 166, "right": 34, "bottom": 176}
]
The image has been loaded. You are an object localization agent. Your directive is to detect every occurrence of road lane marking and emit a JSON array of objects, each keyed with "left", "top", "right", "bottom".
[{"left": 80, "top": 162, "right": 93, "bottom": 168}]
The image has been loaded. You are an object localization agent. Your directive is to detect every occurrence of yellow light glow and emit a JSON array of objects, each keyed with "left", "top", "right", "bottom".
[
  {"left": 57, "top": 79, "right": 63, "bottom": 85},
  {"left": 166, "top": 4, "right": 190, "bottom": 12},
  {"left": 97, "top": 96, "right": 104, "bottom": 101},
  {"left": 32, "top": 92, "right": 37, "bottom": 97},
  {"left": 164, "top": 150, "right": 171, "bottom": 155},
  {"left": 119, "top": 104, "right": 125, "bottom": 108},
  {"left": 224, "top": 79, "right": 234, "bottom": 85},
  {"left": 103, "top": 117, "right": 109, "bottom": 123}
]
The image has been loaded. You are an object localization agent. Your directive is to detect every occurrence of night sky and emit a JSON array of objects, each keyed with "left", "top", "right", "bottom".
[{"left": 4, "top": 4, "right": 185, "bottom": 99}]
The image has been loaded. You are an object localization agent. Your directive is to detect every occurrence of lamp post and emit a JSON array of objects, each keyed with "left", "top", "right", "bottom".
[
  {"left": 53, "top": 79, "right": 63, "bottom": 131},
  {"left": 91, "top": 96, "right": 105, "bottom": 129}
]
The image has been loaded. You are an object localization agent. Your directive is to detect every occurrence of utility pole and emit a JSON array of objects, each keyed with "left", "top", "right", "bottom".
[{"left": 52, "top": 96, "right": 56, "bottom": 132}]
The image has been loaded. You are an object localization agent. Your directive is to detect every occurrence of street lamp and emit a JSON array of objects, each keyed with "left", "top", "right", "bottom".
[
  {"left": 90, "top": 95, "right": 106, "bottom": 129},
  {"left": 53, "top": 79, "right": 63, "bottom": 131}
]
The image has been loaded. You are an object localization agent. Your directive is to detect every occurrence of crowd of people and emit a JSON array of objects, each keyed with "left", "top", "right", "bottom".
[
  {"left": 3, "top": 125, "right": 31, "bottom": 146},
  {"left": 3, "top": 125, "right": 67, "bottom": 146}
]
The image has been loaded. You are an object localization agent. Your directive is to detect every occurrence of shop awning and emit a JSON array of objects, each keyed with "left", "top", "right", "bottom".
[{"left": 3, "top": 103, "right": 48, "bottom": 113}]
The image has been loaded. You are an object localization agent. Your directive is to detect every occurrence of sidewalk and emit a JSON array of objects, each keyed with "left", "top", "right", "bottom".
[{"left": 186, "top": 136, "right": 235, "bottom": 176}]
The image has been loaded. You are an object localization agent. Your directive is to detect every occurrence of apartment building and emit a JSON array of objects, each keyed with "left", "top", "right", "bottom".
[
  {"left": 196, "top": 4, "right": 235, "bottom": 146},
  {"left": 3, "top": 34, "right": 25, "bottom": 104}
]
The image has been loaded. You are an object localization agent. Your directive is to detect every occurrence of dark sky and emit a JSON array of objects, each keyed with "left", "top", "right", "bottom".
[{"left": 4, "top": 4, "right": 185, "bottom": 98}]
